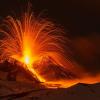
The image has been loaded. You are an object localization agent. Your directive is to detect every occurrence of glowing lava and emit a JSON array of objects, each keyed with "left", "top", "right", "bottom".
[
  {"left": 0, "top": 8, "right": 75, "bottom": 86},
  {"left": 24, "top": 56, "right": 30, "bottom": 65},
  {"left": 0, "top": 7, "right": 99, "bottom": 88}
]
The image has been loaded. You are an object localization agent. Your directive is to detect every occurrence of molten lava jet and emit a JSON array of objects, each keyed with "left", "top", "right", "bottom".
[
  {"left": 0, "top": 9, "right": 77, "bottom": 87},
  {"left": 0, "top": 7, "right": 99, "bottom": 88}
]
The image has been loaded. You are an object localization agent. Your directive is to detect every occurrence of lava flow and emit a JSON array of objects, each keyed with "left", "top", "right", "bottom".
[
  {"left": 0, "top": 9, "right": 77, "bottom": 87},
  {"left": 0, "top": 7, "right": 100, "bottom": 88}
]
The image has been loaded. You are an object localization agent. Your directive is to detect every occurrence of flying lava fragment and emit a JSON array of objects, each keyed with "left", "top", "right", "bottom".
[{"left": 0, "top": 5, "right": 99, "bottom": 88}]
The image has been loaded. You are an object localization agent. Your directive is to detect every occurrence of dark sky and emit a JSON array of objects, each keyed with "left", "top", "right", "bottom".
[
  {"left": 0, "top": 0, "right": 100, "bottom": 74},
  {"left": 0, "top": 0, "right": 100, "bottom": 36}
]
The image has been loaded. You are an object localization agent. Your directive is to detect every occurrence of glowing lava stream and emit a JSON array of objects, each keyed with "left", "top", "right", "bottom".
[
  {"left": 0, "top": 8, "right": 82, "bottom": 88},
  {"left": 13, "top": 42, "right": 46, "bottom": 82},
  {"left": 0, "top": 7, "right": 100, "bottom": 88},
  {"left": 25, "top": 64, "right": 46, "bottom": 82},
  {"left": 23, "top": 56, "right": 46, "bottom": 82}
]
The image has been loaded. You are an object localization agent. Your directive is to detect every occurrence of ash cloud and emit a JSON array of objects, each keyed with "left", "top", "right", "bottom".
[{"left": 72, "top": 33, "right": 100, "bottom": 75}]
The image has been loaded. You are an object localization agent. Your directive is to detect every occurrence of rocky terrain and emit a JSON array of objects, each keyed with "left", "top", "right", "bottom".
[
  {"left": 0, "top": 79, "right": 100, "bottom": 100},
  {"left": 0, "top": 61, "right": 100, "bottom": 100}
]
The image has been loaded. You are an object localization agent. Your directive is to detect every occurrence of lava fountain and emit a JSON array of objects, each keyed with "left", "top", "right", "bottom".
[{"left": 0, "top": 8, "right": 85, "bottom": 88}]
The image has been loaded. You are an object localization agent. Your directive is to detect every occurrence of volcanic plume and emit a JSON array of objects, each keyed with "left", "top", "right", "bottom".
[
  {"left": 0, "top": 6, "right": 100, "bottom": 88},
  {"left": 0, "top": 7, "right": 78, "bottom": 87}
]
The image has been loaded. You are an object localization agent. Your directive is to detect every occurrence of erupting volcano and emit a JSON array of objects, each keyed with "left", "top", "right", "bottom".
[
  {"left": 0, "top": 5, "right": 100, "bottom": 89},
  {"left": 0, "top": 7, "right": 79, "bottom": 88}
]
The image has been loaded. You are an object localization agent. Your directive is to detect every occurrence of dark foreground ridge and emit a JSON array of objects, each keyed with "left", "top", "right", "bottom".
[
  {"left": 0, "top": 80, "right": 100, "bottom": 100},
  {"left": 0, "top": 61, "right": 100, "bottom": 100}
]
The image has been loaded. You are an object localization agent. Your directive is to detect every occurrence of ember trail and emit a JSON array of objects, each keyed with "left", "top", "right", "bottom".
[{"left": 0, "top": 8, "right": 81, "bottom": 88}]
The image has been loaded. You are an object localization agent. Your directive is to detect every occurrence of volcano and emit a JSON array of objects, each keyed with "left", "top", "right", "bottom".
[{"left": 0, "top": 60, "right": 78, "bottom": 85}]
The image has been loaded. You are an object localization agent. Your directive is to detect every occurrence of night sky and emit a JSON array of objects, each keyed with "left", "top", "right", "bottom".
[
  {"left": 0, "top": 0, "right": 100, "bottom": 74},
  {"left": 0, "top": 0, "right": 100, "bottom": 36}
]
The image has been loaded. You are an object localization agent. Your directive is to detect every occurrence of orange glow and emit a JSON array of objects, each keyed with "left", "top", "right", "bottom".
[
  {"left": 0, "top": 7, "right": 100, "bottom": 88},
  {"left": 0, "top": 9, "right": 74, "bottom": 85},
  {"left": 24, "top": 56, "right": 30, "bottom": 64}
]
